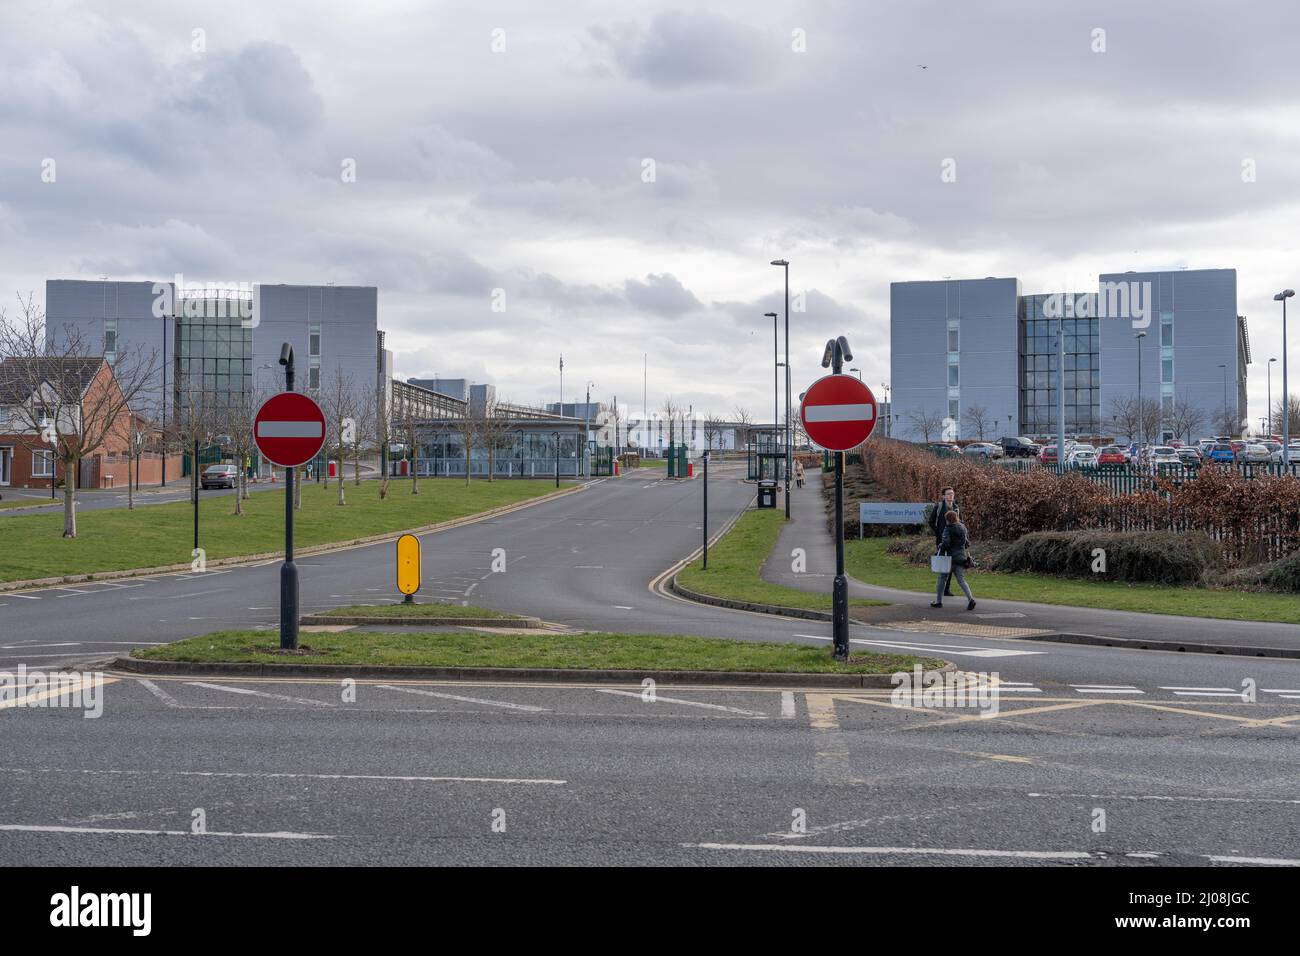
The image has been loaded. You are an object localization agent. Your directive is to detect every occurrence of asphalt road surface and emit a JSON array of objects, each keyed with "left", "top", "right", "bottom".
[{"left": 3, "top": 466, "right": 1299, "bottom": 864}]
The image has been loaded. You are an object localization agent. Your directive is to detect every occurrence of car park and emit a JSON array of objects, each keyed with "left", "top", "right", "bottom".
[
  {"left": 200, "top": 464, "right": 239, "bottom": 490},
  {"left": 1146, "top": 446, "right": 1181, "bottom": 473},
  {"left": 1176, "top": 446, "right": 1202, "bottom": 466},
  {"left": 1068, "top": 448, "right": 1098, "bottom": 469},
  {"left": 1097, "top": 446, "right": 1127, "bottom": 465},
  {"left": 1240, "top": 443, "right": 1272, "bottom": 464},
  {"left": 1037, "top": 444, "right": 1060, "bottom": 464}
]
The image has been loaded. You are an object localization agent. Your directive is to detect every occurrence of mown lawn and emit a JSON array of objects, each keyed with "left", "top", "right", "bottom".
[
  {"left": 0, "top": 479, "right": 571, "bottom": 583},
  {"left": 677, "top": 508, "right": 888, "bottom": 612},
  {"left": 319, "top": 603, "right": 523, "bottom": 620},
  {"left": 846, "top": 538, "right": 1300, "bottom": 624},
  {"left": 134, "top": 629, "right": 937, "bottom": 673}
]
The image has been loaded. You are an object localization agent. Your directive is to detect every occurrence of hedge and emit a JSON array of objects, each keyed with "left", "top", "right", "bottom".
[
  {"left": 861, "top": 438, "right": 1300, "bottom": 566},
  {"left": 991, "top": 530, "right": 1222, "bottom": 585}
]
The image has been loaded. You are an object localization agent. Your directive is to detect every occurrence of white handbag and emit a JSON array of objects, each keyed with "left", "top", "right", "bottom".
[{"left": 931, "top": 554, "right": 953, "bottom": 574}]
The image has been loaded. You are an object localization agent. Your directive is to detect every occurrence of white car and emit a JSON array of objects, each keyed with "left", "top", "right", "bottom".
[
  {"left": 1240, "top": 443, "right": 1272, "bottom": 464},
  {"left": 1068, "top": 449, "right": 1098, "bottom": 469},
  {"left": 1147, "top": 446, "right": 1182, "bottom": 473},
  {"left": 962, "top": 442, "right": 1003, "bottom": 459},
  {"left": 1284, "top": 444, "right": 1300, "bottom": 465}
]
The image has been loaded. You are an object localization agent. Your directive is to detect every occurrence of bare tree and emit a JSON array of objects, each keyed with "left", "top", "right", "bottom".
[
  {"left": 374, "top": 390, "right": 393, "bottom": 500},
  {"left": 1271, "top": 394, "right": 1300, "bottom": 436},
  {"left": 476, "top": 395, "right": 513, "bottom": 482},
  {"left": 395, "top": 398, "right": 422, "bottom": 495},
  {"left": 352, "top": 389, "right": 376, "bottom": 487},
  {"left": 1212, "top": 403, "right": 1239, "bottom": 438},
  {"left": 660, "top": 398, "right": 679, "bottom": 455},
  {"left": 905, "top": 408, "right": 945, "bottom": 443},
  {"left": 0, "top": 293, "right": 157, "bottom": 537},
  {"left": 960, "top": 403, "right": 992, "bottom": 441},
  {"left": 1138, "top": 397, "right": 1162, "bottom": 444},
  {"left": 1105, "top": 395, "right": 1140, "bottom": 444},
  {"left": 702, "top": 414, "right": 722, "bottom": 451},
  {"left": 452, "top": 406, "right": 478, "bottom": 486},
  {"left": 1168, "top": 393, "right": 1206, "bottom": 445},
  {"left": 171, "top": 379, "right": 218, "bottom": 535},
  {"left": 319, "top": 367, "right": 358, "bottom": 506},
  {"left": 218, "top": 388, "right": 258, "bottom": 515},
  {"left": 731, "top": 406, "right": 753, "bottom": 449}
]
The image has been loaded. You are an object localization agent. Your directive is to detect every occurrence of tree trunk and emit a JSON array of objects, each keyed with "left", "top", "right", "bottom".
[
  {"left": 62, "top": 460, "right": 77, "bottom": 538},
  {"left": 127, "top": 453, "right": 135, "bottom": 510},
  {"left": 354, "top": 455, "right": 361, "bottom": 486},
  {"left": 337, "top": 462, "right": 346, "bottom": 505},
  {"left": 234, "top": 465, "right": 243, "bottom": 516},
  {"left": 294, "top": 469, "right": 302, "bottom": 509}
]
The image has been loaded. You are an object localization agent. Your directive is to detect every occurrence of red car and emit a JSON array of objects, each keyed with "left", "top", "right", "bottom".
[
  {"left": 1038, "top": 445, "right": 1059, "bottom": 464},
  {"left": 1097, "top": 446, "right": 1127, "bottom": 465}
]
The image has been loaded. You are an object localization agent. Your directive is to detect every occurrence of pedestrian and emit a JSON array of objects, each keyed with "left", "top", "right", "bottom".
[
  {"left": 930, "top": 486, "right": 958, "bottom": 597},
  {"left": 794, "top": 460, "right": 805, "bottom": 488},
  {"left": 931, "top": 510, "right": 976, "bottom": 611}
]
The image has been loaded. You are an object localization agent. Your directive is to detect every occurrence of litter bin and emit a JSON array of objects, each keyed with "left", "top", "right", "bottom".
[{"left": 757, "top": 479, "right": 777, "bottom": 509}]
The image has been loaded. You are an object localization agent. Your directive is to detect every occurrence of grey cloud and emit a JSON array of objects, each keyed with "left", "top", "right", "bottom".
[
  {"left": 623, "top": 273, "right": 703, "bottom": 316},
  {"left": 589, "top": 11, "right": 770, "bottom": 89}
]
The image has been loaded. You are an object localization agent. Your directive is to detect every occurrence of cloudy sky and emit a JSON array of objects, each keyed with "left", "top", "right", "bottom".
[{"left": 3, "top": 0, "right": 1299, "bottom": 420}]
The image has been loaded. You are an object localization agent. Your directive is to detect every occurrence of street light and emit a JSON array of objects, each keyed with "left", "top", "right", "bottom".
[
  {"left": 1218, "top": 363, "right": 1228, "bottom": 433},
  {"left": 585, "top": 381, "right": 595, "bottom": 477},
  {"left": 1268, "top": 357, "right": 1277, "bottom": 435},
  {"left": 1135, "top": 331, "right": 1147, "bottom": 447},
  {"left": 849, "top": 367, "right": 863, "bottom": 381},
  {"left": 770, "top": 258, "right": 791, "bottom": 517},
  {"left": 764, "top": 312, "right": 778, "bottom": 481},
  {"left": 1275, "top": 289, "right": 1295, "bottom": 467},
  {"left": 552, "top": 431, "right": 560, "bottom": 487}
]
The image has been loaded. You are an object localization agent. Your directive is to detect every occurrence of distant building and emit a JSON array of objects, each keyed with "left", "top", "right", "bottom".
[{"left": 890, "top": 269, "right": 1247, "bottom": 443}]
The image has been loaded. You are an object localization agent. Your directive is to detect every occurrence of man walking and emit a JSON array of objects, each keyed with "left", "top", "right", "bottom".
[{"left": 931, "top": 486, "right": 958, "bottom": 597}]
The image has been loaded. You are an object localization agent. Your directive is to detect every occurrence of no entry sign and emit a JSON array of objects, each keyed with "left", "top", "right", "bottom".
[
  {"left": 254, "top": 391, "right": 326, "bottom": 467},
  {"left": 800, "top": 374, "right": 877, "bottom": 451}
]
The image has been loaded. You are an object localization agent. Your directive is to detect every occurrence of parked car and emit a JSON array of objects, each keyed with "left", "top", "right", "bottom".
[
  {"left": 1283, "top": 443, "right": 1300, "bottom": 465},
  {"left": 1196, "top": 438, "right": 1216, "bottom": 456},
  {"left": 1068, "top": 448, "right": 1099, "bottom": 469},
  {"left": 926, "top": 443, "right": 962, "bottom": 458},
  {"left": 1147, "top": 446, "right": 1181, "bottom": 473},
  {"left": 1097, "top": 446, "right": 1127, "bottom": 465},
  {"left": 963, "top": 442, "right": 1003, "bottom": 459},
  {"left": 1240, "top": 443, "right": 1273, "bottom": 464},
  {"left": 1038, "top": 444, "right": 1060, "bottom": 464},
  {"left": 999, "top": 436, "right": 1041, "bottom": 458},
  {"left": 1176, "top": 446, "right": 1202, "bottom": 466},
  {"left": 1229, "top": 440, "right": 1246, "bottom": 459},
  {"left": 200, "top": 464, "right": 239, "bottom": 490},
  {"left": 1260, "top": 440, "right": 1283, "bottom": 463},
  {"left": 1206, "top": 442, "right": 1235, "bottom": 464}
]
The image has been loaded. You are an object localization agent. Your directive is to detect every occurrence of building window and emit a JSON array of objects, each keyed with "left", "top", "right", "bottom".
[
  {"left": 308, "top": 365, "right": 320, "bottom": 390},
  {"left": 947, "top": 328, "right": 959, "bottom": 353},
  {"left": 33, "top": 449, "right": 55, "bottom": 478},
  {"left": 104, "top": 320, "right": 117, "bottom": 365},
  {"left": 948, "top": 363, "right": 959, "bottom": 387},
  {"left": 948, "top": 399, "right": 959, "bottom": 421},
  {"left": 1160, "top": 315, "right": 1173, "bottom": 348},
  {"left": 1161, "top": 358, "right": 1174, "bottom": 384},
  {"left": 309, "top": 323, "right": 321, "bottom": 357}
]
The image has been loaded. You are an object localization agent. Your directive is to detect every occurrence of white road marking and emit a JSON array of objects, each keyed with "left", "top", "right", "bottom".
[
  {"left": 0, "top": 643, "right": 80, "bottom": 649},
  {"left": 6, "top": 593, "right": 41, "bottom": 599},
  {"left": 781, "top": 691, "right": 796, "bottom": 718},
  {"left": 612, "top": 605, "right": 634, "bottom": 610},
  {"left": 0, "top": 823, "right": 332, "bottom": 840},
  {"left": 1, "top": 766, "right": 566, "bottom": 785},
  {"left": 377, "top": 684, "right": 547, "bottom": 712},
  {"left": 186, "top": 682, "right": 335, "bottom": 707},
  {"left": 136, "top": 679, "right": 180, "bottom": 708},
  {"left": 1207, "top": 855, "right": 1300, "bottom": 866},
  {"left": 1070, "top": 685, "right": 1144, "bottom": 695},
  {"left": 684, "top": 842, "right": 1093, "bottom": 860},
  {"left": 597, "top": 688, "right": 766, "bottom": 717},
  {"left": 796, "top": 634, "right": 1041, "bottom": 659},
  {"left": 1028, "top": 791, "right": 1300, "bottom": 806}
]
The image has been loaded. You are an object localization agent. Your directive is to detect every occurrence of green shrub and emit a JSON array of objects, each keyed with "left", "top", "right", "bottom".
[
  {"left": 992, "top": 530, "right": 1222, "bottom": 585},
  {"left": 1223, "top": 551, "right": 1300, "bottom": 593}
]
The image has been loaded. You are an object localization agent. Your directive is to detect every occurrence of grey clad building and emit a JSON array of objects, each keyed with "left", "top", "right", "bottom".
[
  {"left": 45, "top": 278, "right": 383, "bottom": 423},
  {"left": 890, "top": 269, "right": 1248, "bottom": 444}
]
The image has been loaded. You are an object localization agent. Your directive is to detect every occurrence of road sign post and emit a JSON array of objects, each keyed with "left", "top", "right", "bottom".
[
  {"left": 702, "top": 449, "right": 709, "bottom": 569},
  {"left": 800, "top": 338, "right": 876, "bottom": 661},
  {"left": 254, "top": 350, "right": 326, "bottom": 650}
]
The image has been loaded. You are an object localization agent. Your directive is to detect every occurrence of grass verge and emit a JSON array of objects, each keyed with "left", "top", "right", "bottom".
[
  {"left": 132, "top": 629, "right": 937, "bottom": 673},
  {"left": 0, "top": 478, "right": 570, "bottom": 583},
  {"left": 317, "top": 603, "right": 523, "bottom": 620},
  {"left": 846, "top": 538, "right": 1300, "bottom": 624},
  {"left": 677, "top": 508, "right": 888, "bottom": 612}
]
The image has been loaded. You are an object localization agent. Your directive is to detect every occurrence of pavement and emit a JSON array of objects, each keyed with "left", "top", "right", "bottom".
[
  {"left": 763, "top": 470, "right": 1300, "bottom": 655},
  {"left": 2, "top": 463, "right": 1299, "bottom": 865}
]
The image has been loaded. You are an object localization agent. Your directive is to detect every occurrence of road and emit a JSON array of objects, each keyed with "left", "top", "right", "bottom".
[{"left": 2, "top": 466, "right": 1299, "bottom": 864}]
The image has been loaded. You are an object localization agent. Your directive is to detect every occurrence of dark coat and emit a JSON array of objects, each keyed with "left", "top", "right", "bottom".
[
  {"left": 939, "top": 522, "right": 970, "bottom": 564},
  {"left": 931, "top": 500, "right": 958, "bottom": 543}
]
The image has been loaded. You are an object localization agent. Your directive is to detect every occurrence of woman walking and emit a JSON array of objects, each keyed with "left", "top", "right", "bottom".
[{"left": 931, "top": 510, "right": 976, "bottom": 610}]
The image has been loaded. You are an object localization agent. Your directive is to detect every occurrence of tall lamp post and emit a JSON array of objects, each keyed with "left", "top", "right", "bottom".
[
  {"left": 1134, "top": 331, "right": 1147, "bottom": 449},
  {"left": 765, "top": 311, "right": 778, "bottom": 480},
  {"left": 552, "top": 431, "right": 560, "bottom": 488},
  {"left": 1268, "top": 357, "right": 1277, "bottom": 435},
  {"left": 849, "top": 367, "right": 862, "bottom": 380},
  {"left": 585, "top": 381, "right": 595, "bottom": 477},
  {"left": 882, "top": 383, "right": 891, "bottom": 437},
  {"left": 1218, "top": 363, "right": 1228, "bottom": 434},
  {"left": 770, "top": 258, "right": 791, "bottom": 517},
  {"left": 1275, "top": 289, "right": 1295, "bottom": 467}
]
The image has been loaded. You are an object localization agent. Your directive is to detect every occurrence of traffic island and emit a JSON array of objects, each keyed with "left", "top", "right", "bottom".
[
  {"left": 302, "top": 603, "right": 542, "bottom": 628},
  {"left": 115, "top": 629, "right": 948, "bottom": 687}
]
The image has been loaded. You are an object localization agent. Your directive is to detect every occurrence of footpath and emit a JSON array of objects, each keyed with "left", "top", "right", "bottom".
[{"left": 759, "top": 471, "right": 1300, "bottom": 658}]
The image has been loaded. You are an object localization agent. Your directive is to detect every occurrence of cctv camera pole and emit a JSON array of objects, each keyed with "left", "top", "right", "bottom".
[{"left": 279, "top": 343, "right": 299, "bottom": 650}]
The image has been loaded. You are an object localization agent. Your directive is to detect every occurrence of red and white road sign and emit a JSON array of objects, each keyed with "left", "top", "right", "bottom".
[
  {"left": 254, "top": 391, "right": 326, "bottom": 468},
  {"left": 800, "top": 374, "right": 878, "bottom": 451}
]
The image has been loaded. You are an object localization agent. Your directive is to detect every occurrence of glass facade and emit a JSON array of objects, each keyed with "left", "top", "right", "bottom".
[
  {"left": 1019, "top": 294, "right": 1100, "bottom": 436},
  {"left": 173, "top": 307, "right": 254, "bottom": 414}
]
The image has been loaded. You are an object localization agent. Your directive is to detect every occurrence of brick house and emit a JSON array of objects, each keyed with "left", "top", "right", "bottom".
[{"left": 0, "top": 357, "right": 178, "bottom": 491}]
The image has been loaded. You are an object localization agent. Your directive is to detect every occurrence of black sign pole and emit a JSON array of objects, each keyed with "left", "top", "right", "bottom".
[
  {"left": 823, "top": 335, "right": 855, "bottom": 662},
  {"left": 702, "top": 450, "right": 709, "bottom": 569},
  {"left": 279, "top": 344, "right": 299, "bottom": 650}
]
